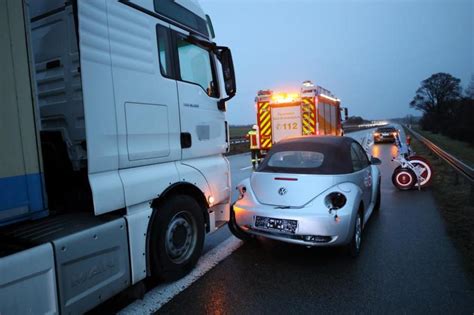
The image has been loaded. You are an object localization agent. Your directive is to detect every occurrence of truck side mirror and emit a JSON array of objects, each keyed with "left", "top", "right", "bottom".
[
  {"left": 219, "top": 48, "right": 236, "bottom": 97},
  {"left": 344, "top": 108, "right": 348, "bottom": 121},
  {"left": 216, "top": 47, "right": 236, "bottom": 110}
]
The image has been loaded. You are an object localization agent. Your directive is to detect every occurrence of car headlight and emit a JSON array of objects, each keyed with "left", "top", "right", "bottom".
[
  {"left": 236, "top": 185, "right": 247, "bottom": 200},
  {"left": 324, "top": 192, "right": 347, "bottom": 210}
]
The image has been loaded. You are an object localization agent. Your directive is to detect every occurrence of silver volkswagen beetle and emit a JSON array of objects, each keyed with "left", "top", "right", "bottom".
[{"left": 229, "top": 136, "right": 381, "bottom": 256}]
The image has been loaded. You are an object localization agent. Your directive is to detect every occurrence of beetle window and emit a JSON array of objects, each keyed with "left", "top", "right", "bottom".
[
  {"left": 351, "top": 142, "right": 369, "bottom": 171},
  {"left": 351, "top": 146, "right": 363, "bottom": 171},
  {"left": 354, "top": 143, "right": 370, "bottom": 168},
  {"left": 267, "top": 151, "right": 324, "bottom": 169}
]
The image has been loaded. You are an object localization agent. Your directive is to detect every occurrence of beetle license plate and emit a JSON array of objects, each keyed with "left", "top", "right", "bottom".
[{"left": 254, "top": 216, "right": 297, "bottom": 234}]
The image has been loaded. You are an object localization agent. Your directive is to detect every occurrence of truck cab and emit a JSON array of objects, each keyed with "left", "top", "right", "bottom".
[{"left": 0, "top": 0, "right": 236, "bottom": 313}]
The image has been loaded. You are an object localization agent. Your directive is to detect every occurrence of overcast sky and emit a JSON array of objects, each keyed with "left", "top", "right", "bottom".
[{"left": 200, "top": 0, "right": 473, "bottom": 125}]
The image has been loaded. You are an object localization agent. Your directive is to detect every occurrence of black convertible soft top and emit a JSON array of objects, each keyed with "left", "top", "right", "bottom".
[{"left": 257, "top": 136, "right": 355, "bottom": 174}]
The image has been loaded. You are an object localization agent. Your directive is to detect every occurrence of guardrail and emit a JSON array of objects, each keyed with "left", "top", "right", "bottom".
[
  {"left": 407, "top": 127, "right": 474, "bottom": 183},
  {"left": 360, "top": 132, "right": 374, "bottom": 153},
  {"left": 229, "top": 137, "right": 248, "bottom": 145}
]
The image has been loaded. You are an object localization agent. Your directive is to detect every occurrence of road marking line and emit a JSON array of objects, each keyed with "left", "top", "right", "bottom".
[
  {"left": 119, "top": 236, "right": 243, "bottom": 314},
  {"left": 240, "top": 166, "right": 253, "bottom": 171}
]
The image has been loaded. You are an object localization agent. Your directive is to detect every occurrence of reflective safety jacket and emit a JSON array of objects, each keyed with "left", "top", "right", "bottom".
[{"left": 247, "top": 130, "right": 258, "bottom": 149}]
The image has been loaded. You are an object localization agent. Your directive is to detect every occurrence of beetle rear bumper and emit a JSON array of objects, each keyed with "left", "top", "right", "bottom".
[{"left": 232, "top": 203, "right": 354, "bottom": 247}]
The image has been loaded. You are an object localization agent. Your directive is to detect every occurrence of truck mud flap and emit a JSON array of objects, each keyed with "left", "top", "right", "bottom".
[
  {"left": 54, "top": 218, "right": 130, "bottom": 314},
  {"left": 0, "top": 243, "right": 59, "bottom": 314}
]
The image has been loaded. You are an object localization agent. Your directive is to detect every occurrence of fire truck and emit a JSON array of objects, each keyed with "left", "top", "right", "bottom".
[{"left": 254, "top": 81, "right": 347, "bottom": 155}]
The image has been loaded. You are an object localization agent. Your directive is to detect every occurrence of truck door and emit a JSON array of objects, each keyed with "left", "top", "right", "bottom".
[{"left": 172, "top": 27, "right": 226, "bottom": 159}]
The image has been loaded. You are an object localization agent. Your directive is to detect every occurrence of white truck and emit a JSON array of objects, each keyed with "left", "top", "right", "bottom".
[{"left": 0, "top": 0, "right": 236, "bottom": 313}]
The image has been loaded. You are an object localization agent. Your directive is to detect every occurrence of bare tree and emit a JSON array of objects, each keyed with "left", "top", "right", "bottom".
[
  {"left": 465, "top": 74, "right": 474, "bottom": 99},
  {"left": 409, "top": 73, "right": 462, "bottom": 114}
]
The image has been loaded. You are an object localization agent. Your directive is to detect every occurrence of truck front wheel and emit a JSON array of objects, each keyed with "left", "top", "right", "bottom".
[{"left": 150, "top": 195, "right": 205, "bottom": 281}]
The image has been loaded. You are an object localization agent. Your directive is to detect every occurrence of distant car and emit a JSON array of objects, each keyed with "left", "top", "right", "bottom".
[
  {"left": 229, "top": 136, "right": 381, "bottom": 257},
  {"left": 373, "top": 126, "right": 398, "bottom": 143}
]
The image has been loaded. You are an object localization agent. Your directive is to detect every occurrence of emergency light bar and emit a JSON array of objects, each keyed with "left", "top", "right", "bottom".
[{"left": 271, "top": 92, "right": 300, "bottom": 103}]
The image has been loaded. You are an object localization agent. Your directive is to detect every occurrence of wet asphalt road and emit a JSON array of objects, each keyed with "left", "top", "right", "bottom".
[{"left": 159, "top": 128, "right": 474, "bottom": 314}]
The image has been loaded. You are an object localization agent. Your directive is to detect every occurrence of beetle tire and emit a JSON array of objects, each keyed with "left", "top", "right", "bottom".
[
  {"left": 228, "top": 207, "right": 253, "bottom": 241},
  {"left": 374, "top": 183, "right": 381, "bottom": 212},
  {"left": 347, "top": 210, "right": 363, "bottom": 257}
]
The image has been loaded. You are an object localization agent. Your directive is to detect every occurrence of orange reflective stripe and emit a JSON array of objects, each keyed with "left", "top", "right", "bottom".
[
  {"left": 302, "top": 97, "right": 316, "bottom": 135},
  {"left": 257, "top": 102, "right": 272, "bottom": 149}
]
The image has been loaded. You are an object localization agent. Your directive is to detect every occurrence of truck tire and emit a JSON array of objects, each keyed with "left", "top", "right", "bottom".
[
  {"left": 150, "top": 195, "right": 205, "bottom": 281},
  {"left": 391, "top": 166, "right": 416, "bottom": 190}
]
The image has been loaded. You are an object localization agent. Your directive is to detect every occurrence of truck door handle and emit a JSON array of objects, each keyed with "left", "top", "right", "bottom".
[{"left": 181, "top": 132, "right": 192, "bottom": 148}]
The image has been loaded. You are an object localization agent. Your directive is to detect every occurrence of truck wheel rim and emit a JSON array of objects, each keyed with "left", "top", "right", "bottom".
[
  {"left": 165, "top": 211, "right": 197, "bottom": 264},
  {"left": 355, "top": 215, "right": 362, "bottom": 250}
]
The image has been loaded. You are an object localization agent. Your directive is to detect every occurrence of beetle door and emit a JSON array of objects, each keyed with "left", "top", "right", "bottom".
[{"left": 351, "top": 142, "right": 373, "bottom": 219}]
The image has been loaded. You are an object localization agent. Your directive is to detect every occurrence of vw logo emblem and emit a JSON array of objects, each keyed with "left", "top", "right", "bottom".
[{"left": 278, "top": 187, "right": 287, "bottom": 195}]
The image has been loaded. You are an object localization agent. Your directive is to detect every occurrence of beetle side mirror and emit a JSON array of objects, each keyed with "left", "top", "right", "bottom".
[{"left": 370, "top": 156, "right": 382, "bottom": 165}]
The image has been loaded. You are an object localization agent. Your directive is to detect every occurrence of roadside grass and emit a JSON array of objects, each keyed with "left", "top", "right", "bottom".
[
  {"left": 229, "top": 125, "right": 252, "bottom": 138},
  {"left": 408, "top": 131, "right": 474, "bottom": 278},
  {"left": 411, "top": 126, "right": 474, "bottom": 168},
  {"left": 226, "top": 125, "right": 252, "bottom": 156}
]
